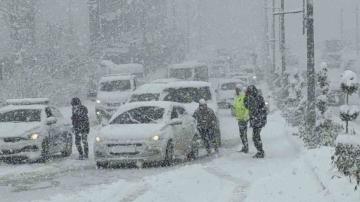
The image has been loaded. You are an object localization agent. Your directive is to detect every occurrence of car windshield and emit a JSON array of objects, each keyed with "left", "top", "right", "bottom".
[
  {"left": 221, "top": 82, "right": 241, "bottom": 90},
  {"left": 0, "top": 109, "right": 42, "bottom": 123},
  {"left": 169, "top": 68, "right": 193, "bottom": 80},
  {"left": 110, "top": 106, "right": 165, "bottom": 124},
  {"left": 163, "top": 87, "right": 212, "bottom": 103},
  {"left": 129, "top": 93, "right": 160, "bottom": 102},
  {"left": 100, "top": 80, "right": 131, "bottom": 92}
]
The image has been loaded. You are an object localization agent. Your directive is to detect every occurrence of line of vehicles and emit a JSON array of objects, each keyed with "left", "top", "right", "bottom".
[{"left": 0, "top": 61, "right": 260, "bottom": 168}]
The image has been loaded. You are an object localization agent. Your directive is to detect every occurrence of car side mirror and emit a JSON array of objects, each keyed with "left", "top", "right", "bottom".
[
  {"left": 46, "top": 117, "right": 57, "bottom": 125},
  {"left": 169, "top": 118, "right": 182, "bottom": 126}
]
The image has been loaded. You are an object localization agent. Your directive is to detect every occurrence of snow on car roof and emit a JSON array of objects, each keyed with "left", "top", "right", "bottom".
[
  {"left": 6, "top": 98, "right": 49, "bottom": 105},
  {"left": 168, "top": 61, "right": 207, "bottom": 69},
  {"left": 111, "top": 101, "right": 177, "bottom": 120},
  {"left": 132, "top": 83, "right": 168, "bottom": 95},
  {"left": 218, "top": 78, "right": 247, "bottom": 84},
  {"left": 151, "top": 78, "right": 182, "bottom": 84},
  {"left": 0, "top": 104, "right": 45, "bottom": 113},
  {"left": 164, "top": 81, "right": 211, "bottom": 88},
  {"left": 99, "top": 74, "right": 135, "bottom": 82}
]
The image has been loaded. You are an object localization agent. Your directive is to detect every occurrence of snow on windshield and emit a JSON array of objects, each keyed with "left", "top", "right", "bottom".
[
  {"left": 99, "top": 80, "right": 131, "bottom": 92},
  {"left": 163, "top": 87, "right": 212, "bottom": 103},
  {"left": 110, "top": 106, "right": 164, "bottom": 124},
  {"left": 0, "top": 109, "right": 42, "bottom": 122}
]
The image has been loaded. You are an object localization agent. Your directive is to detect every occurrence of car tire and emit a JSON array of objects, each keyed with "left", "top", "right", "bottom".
[
  {"left": 61, "top": 133, "right": 72, "bottom": 157},
  {"left": 163, "top": 140, "right": 174, "bottom": 167},
  {"left": 40, "top": 139, "right": 50, "bottom": 162},
  {"left": 187, "top": 135, "right": 200, "bottom": 161}
]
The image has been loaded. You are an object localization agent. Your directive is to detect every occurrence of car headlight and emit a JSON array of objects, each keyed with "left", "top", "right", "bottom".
[
  {"left": 265, "top": 102, "right": 269, "bottom": 106},
  {"left": 152, "top": 135, "right": 160, "bottom": 141},
  {"left": 96, "top": 99, "right": 101, "bottom": 104},
  {"left": 95, "top": 136, "right": 101, "bottom": 142},
  {"left": 29, "top": 133, "right": 40, "bottom": 140},
  {"left": 253, "top": 76, "right": 257, "bottom": 79}
]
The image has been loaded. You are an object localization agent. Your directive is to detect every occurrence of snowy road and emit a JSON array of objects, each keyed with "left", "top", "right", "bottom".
[{"left": 0, "top": 109, "right": 358, "bottom": 202}]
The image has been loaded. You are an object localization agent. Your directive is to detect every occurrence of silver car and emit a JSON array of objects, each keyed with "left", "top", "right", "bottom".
[
  {"left": 94, "top": 101, "right": 199, "bottom": 168},
  {"left": 0, "top": 98, "right": 73, "bottom": 163}
]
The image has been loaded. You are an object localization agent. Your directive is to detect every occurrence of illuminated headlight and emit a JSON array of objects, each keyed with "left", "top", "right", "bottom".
[
  {"left": 96, "top": 100, "right": 101, "bottom": 104},
  {"left": 152, "top": 135, "right": 160, "bottom": 141},
  {"left": 96, "top": 111, "right": 101, "bottom": 115},
  {"left": 29, "top": 133, "right": 40, "bottom": 140},
  {"left": 265, "top": 102, "right": 269, "bottom": 106},
  {"left": 95, "top": 136, "right": 101, "bottom": 142},
  {"left": 253, "top": 76, "right": 257, "bottom": 79}
]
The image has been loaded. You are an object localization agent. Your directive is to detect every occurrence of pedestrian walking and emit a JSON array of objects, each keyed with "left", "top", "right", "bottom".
[
  {"left": 71, "top": 97, "right": 90, "bottom": 160},
  {"left": 244, "top": 85, "right": 267, "bottom": 158}
]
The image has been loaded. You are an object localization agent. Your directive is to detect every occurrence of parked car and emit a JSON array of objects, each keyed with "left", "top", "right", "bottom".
[
  {"left": 216, "top": 78, "right": 247, "bottom": 109},
  {"left": 0, "top": 98, "right": 73, "bottom": 163},
  {"left": 95, "top": 74, "right": 138, "bottom": 122},
  {"left": 128, "top": 80, "right": 222, "bottom": 146},
  {"left": 167, "top": 62, "right": 209, "bottom": 82},
  {"left": 94, "top": 101, "right": 200, "bottom": 168}
]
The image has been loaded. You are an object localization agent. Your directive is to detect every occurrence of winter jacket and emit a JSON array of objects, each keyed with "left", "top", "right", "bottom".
[
  {"left": 233, "top": 94, "right": 249, "bottom": 121},
  {"left": 193, "top": 107, "right": 217, "bottom": 130},
  {"left": 244, "top": 86, "right": 267, "bottom": 128},
  {"left": 72, "top": 104, "right": 90, "bottom": 134}
]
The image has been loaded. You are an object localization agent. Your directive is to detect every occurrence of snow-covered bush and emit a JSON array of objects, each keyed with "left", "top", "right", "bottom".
[
  {"left": 339, "top": 70, "right": 359, "bottom": 134},
  {"left": 333, "top": 135, "right": 360, "bottom": 189}
]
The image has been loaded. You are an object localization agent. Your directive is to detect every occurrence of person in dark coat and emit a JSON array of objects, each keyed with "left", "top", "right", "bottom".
[
  {"left": 193, "top": 99, "right": 218, "bottom": 154},
  {"left": 71, "top": 97, "right": 90, "bottom": 159},
  {"left": 244, "top": 85, "right": 267, "bottom": 158}
]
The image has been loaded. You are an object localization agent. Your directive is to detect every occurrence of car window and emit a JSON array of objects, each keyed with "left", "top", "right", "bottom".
[
  {"left": 171, "top": 108, "right": 179, "bottom": 119},
  {"left": 110, "top": 106, "right": 165, "bottom": 124},
  {"left": 50, "top": 107, "right": 64, "bottom": 119},
  {"left": 129, "top": 93, "right": 160, "bottom": 102},
  {"left": 99, "top": 80, "right": 131, "bottom": 92},
  {"left": 0, "top": 109, "right": 42, "bottom": 122},
  {"left": 45, "top": 107, "right": 54, "bottom": 118},
  {"left": 174, "top": 106, "right": 186, "bottom": 116}
]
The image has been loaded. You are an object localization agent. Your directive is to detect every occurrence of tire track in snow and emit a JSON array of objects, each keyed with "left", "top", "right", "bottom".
[
  {"left": 118, "top": 183, "right": 150, "bottom": 202},
  {"left": 204, "top": 166, "right": 249, "bottom": 202}
]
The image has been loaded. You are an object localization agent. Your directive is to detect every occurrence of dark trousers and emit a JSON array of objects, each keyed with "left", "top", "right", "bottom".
[
  {"left": 75, "top": 132, "right": 89, "bottom": 158},
  {"left": 253, "top": 127, "right": 264, "bottom": 154},
  {"left": 238, "top": 120, "right": 248, "bottom": 149},
  {"left": 198, "top": 128, "right": 217, "bottom": 153}
]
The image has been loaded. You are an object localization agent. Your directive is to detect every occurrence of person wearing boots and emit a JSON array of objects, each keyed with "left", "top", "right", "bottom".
[
  {"left": 233, "top": 86, "right": 250, "bottom": 153},
  {"left": 71, "top": 97, "right": 90, "bottom": 160},
  {"left": 244, "top": 85, "right": 267, "bottom": 158}
]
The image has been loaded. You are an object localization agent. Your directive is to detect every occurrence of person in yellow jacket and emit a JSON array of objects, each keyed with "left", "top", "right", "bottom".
[{"left": 234, "top": 86, "right": 250, "bottom": 153}]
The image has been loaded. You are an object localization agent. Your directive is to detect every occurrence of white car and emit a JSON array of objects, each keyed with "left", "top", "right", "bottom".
[
  {"left": 0, "top": 98, "right": 73, "bottom": 163},
  {"left": 216, "top": 79, "right": 247, "bottom": 109},
  {"left": 94, "top": 101, "right": 199, "bottom": 168},
  {"left": 128, "top": 80, "right": 222, "bottom": 146},
  {"left": 95, "top": 74, "right": 138, "bottom": 122}
]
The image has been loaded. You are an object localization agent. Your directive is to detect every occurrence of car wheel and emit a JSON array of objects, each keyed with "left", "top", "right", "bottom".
[
  {"left": 61, "top": 133, "right": 72, "bottom": 157},
  {"left": 163, "top": 140, "right": 174, "bottom": 167},
  {"left": 96, "top": 161, "right": 109, "bottom": 169},
  {"left": 187, "top": 135, "right": 200, "bottom": 161},
  {"left": 40, "top": 139, "right": 50, "bottom": 162}
]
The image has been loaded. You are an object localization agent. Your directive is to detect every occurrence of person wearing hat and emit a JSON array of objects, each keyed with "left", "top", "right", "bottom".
[
  {"left": 193, "top": 99, "right": 218, "bottom": 155},
  {"left": 233, "top": 85, "right": 250, "bottom": 153},
  {"left": 71, "top": 97, "right": 90, "bottom": 160},
  {"left": 244, "top": 85, "right": 267, "bottom": 158}
]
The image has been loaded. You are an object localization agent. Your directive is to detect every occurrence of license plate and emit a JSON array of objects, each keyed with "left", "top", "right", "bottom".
[{"left": 110, "top": 146, "right": 136, "bottom": 153}]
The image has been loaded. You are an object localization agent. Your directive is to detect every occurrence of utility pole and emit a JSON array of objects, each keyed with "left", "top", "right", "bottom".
[
  {"left": 356, "top": 5, "right": 359, "bottom": 56},
  {"left": 280, "top": 0, "right": 286, "bottom": 75},
  {"left": 264, "top": 0, "right": 271, "bottom": 72},
  {"left": 271, "top": 0, "right": 276, "bottom": 74},
  {"left": 306, "top": 0, "right": 316, "bottom": 146}
]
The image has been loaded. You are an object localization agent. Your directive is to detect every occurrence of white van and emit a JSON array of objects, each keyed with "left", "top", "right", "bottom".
[
  {"left": 95, "top": 74, "right": 137, "bottom": 121},
  {"left": 101, "top": 62, "right": 145, "bottom": 82},
  {"left": 168, "top": 62, "right": 209, "bottom": 82}
]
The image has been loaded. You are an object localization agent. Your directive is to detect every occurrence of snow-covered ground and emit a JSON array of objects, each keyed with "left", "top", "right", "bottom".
[{"left": 0, "top": 108, "right": 359, "bottom": 202}]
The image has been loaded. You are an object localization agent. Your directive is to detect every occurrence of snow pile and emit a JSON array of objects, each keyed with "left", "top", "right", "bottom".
[{"left": 341, "top": 70, "right": 358, "bottom": 88}]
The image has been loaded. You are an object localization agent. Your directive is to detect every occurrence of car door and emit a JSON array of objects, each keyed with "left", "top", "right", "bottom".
[
  {"left": 172, "top": 106, "right": 193, "bottom": 153},
  {"left": 169, "top": 106, "right": 185, "bottom": 153},
  {"left": 49, "top": 107, "right": 66, "bottom": 153}
]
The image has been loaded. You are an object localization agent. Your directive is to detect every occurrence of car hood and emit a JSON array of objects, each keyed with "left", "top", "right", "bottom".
[
  {"left": 99, "top": 124, "right": 165, "bottom": 141},
  {"left": 0, "top": 122, "right": 42, "bottom": 138},
  {"left": 97, "top": 91, "right": 132, "bottom": 103}
]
